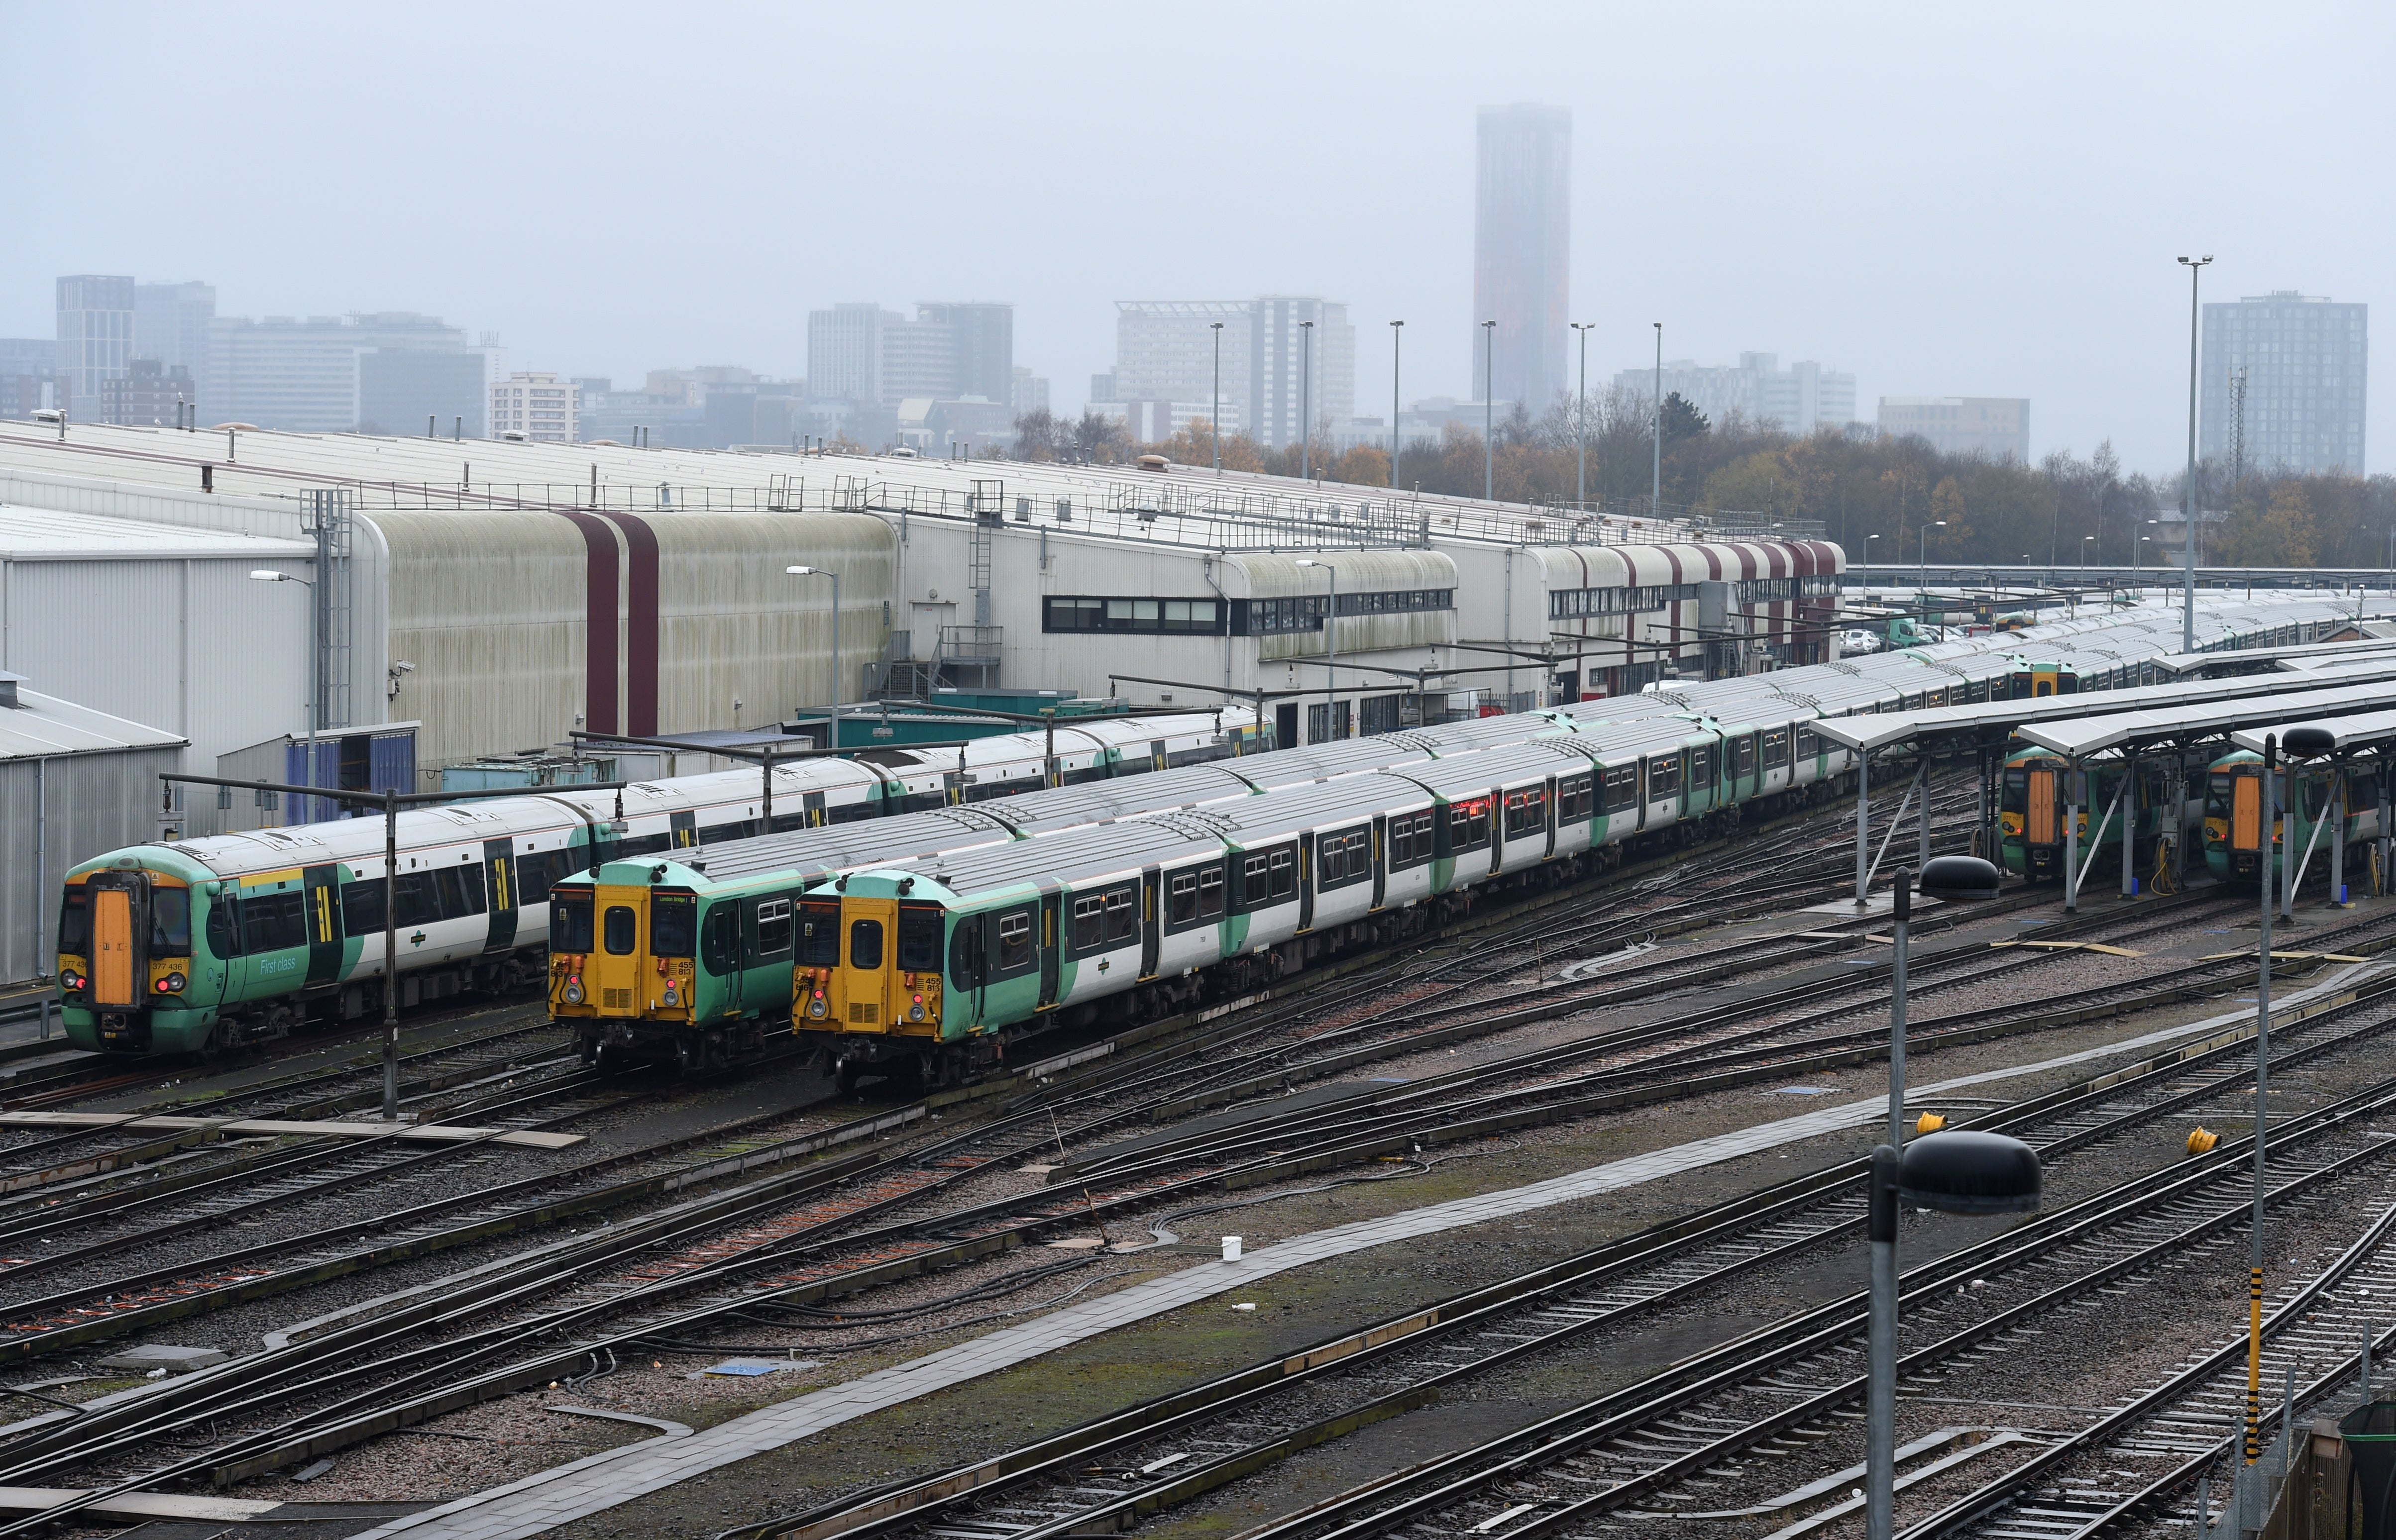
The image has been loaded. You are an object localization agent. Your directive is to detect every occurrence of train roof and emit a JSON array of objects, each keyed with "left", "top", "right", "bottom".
[
  {"left": 891, "top": 808, "right": 1235, "bottom": 897},
  {"left": 677, "top": 806, "right": 1020, "bottom": 884},
  {"left": 985, "top": 763, "right": 1259, "bottom": 832}
]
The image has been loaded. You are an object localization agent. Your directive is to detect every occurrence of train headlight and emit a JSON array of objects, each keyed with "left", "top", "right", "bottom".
[
  {"left": 162, "top": 972, "right": 186, "bottom": 994},
  {"left": 662, "top": 985, "right": 679, "bottom": 1007},
  {"left": 808, "top": 992, "right": 828, "bottom": 1020},
  {"left": 562, "top": 981, "right": 584, "bottom": 1005},
  {"left": 910, "top": 994, "right": 926, "bottom": 1022},
  {"left": 61, "top": 972, "right": 83, "bottom": 992}
]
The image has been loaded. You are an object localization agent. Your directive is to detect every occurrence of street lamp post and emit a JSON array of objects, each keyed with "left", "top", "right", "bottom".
[
  {"left": 1297, "top": 559, "right": 1338, "bottom": 741},
  {"left": 2082, "top": 533, "right": 2095, "bottom": 570},
  {"left": 1866, "top": 1118, "right": 2043, "bottom": 1540},
  {"left": 1569, "top": 321, "right": 1591, "bottom": 507},
  {"left": 249, "top": 569, "right": 320, "bottom": 824},
  {"left": 1389, "top": 321, "right": 1404, "bottom": 492},
  {"left": 1299, "top": 318, "right": 1314, "bottom": 482},
  {"left": 786, "top": 566, "right": 841, "bottom": 750},
  {"left": 2178, "top": 256, "right": 2213, "bottom": 655},
  {"left": 1210, "top": 322, "right": 1225, "bottom": 475},
  {"left": 1481, "top": 320, "right": 1497, "bottom": 502}
]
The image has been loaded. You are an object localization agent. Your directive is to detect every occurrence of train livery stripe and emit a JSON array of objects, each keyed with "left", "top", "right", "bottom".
[
  {"left": 239, "top": 867, "right": 304, "bottom": 888},
  {"left": 598, "top": 511, "right": 661, "bottom": 738},
  {"left": 554, "top": 510, "right": 621, "bottom": 735}
]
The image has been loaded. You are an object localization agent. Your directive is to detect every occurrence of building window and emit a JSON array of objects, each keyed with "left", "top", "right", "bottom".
[
  {"left": 1042, "top": 597, "right": 1225, "bottom": 635},
  {"left": 1228, "top": 589, "right": 1452, "bottom": 636}
]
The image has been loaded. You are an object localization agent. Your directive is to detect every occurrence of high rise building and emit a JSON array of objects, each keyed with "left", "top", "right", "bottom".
[
  {"left": 1876, "top": 398, "right": 2030, "bottom": 462},
  {"left": 1107, "top": 298, "right": 1353, "bottom": 446},
  {"left": 362, "top": 348, "right": 488, "bottom": 437},
  {"left": 101, "top": 359, "right": 197, "bottom": 425},
  {"left": 490, "top": 371, "right": 579, "bottom": 442},
  {"left": 806, "top": 303, "right": 1017, "bottom": 410},
  {"left": 1248, "top": 298, "right": 1356, "bottom": 450},
  {"left": 2201, "top": 291, "right": 2368, "bottom": 475},
  {"left": 807, "top": 305, "right": 896, "bottom": 405},
  {"left": 1010, "top": 367, "right": 1050, "bottom": 415},
  {"left": 203, "top": 312, "right": 477, "bottom": 433},
  {"left": 56, "top": 275, "right": 136, "bottom": 421},
  {"left": 0, "top": 340, "right": 64, "bottom": 421},
  {"left": 133, "top": 282, "right": 216, "bottom": 381},
  {"left": 917, "top": 303, "right": 1014, "bottom": 401},
  {"left": 1611, "top": 353, "right": 1856, "bottom": 434},
  {"left": 1474, "top": 104, "right": 1571, "bottom": 415}
]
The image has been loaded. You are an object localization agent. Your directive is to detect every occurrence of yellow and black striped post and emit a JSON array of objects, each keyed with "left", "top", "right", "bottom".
[{"left": 2245, "top": 1264, "right": 2264, "bottom": 1463}]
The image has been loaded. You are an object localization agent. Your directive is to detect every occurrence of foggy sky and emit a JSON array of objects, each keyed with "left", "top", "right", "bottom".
[{"left": 6, "top": 1, "right": 2388, "bottom": 475}]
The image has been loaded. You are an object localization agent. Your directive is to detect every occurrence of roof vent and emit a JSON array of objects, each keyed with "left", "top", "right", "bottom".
[{"left": 0, "top": 672, "right": 21, "bottom": 709}]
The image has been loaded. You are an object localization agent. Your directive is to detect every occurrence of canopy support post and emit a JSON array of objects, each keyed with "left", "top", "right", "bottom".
[
  {"left": 2064, "top": 761, "right": 2081, "bottom": 914},
  {"left": 2123, "top": 751, "right": 2139, "bottom": 899},
  {"left": 2330, "top": 760, "right": 2348, "bottom": 907},
  {"left": 1917, "top": 755, "right": 1933, "bottom": 871},
  {"left": 1854, "top": 748, "right": 1870, "bottom": 907}
]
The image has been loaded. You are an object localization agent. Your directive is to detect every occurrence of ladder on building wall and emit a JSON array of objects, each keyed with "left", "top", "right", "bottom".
[{"left": 301, "top": 488, "right": 354, "bottom": 730}]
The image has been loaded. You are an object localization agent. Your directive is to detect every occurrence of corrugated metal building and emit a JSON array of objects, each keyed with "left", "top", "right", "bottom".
[
  {"left": 0, "top": 420, "right": 1833, "bottom": 782},
  {"left": 0, "top": 672, "right": 186, "bottom": 987}
]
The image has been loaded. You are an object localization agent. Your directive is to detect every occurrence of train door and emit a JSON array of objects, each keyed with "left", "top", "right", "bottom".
[
  {"left": 1489, "top": 788, "right": 1507, "bottom": 874},
  {"left": 2232, "top": 774, "right": 2262, "bottom": 855},
  {"left": 1298, "top": 840, "right": 1316, "bottom": 931},
  {"left": 835, "top": 896, "right": 896, "bottom": 1029},
  {"left": 1372, "top": 816, "right": 1389, "bottom": 908},
  {"left": 304, "top": 863, "right": 344, "bottom": 985},
  {"left": 590, "top": 883, "right": 646, "bottom": 1016},
  {"left": 706, "top": 902, "right": 743, "bottom": 1016},
  {"left": 1276, "top": 703, "right": 1300, "bottom": 751},
  {"left": 805, "top": 792, "right": 826, "bottom": 827},
  {"left": 91, "top": 884, "right": 139, "bottom": 1010},
  {"left": 1150, "top": 739, "right": 1168, "bottom": 772},
  {"left": 1139, "top": 867, "right": 1163, "bottom": 977},
  {"left": 669, "top": 812, "right": 697, "bottom": 849},
  {"left": 1544, "top": 776, "right": 1559, "bottom": 858},
  {"left": 2028, "top": 765, "right": 2058, "bottom": 847},
  {"left": 1038, "top": 893, "right": 1062, "bottom": 1009},
  {"left": 480, "top": 838, "right": 518, "bottom": 955}
]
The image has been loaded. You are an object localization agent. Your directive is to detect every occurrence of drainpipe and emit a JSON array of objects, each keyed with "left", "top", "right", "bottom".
[{"left": 1201, "top": 554, "right": 1232, "bottom": 699}]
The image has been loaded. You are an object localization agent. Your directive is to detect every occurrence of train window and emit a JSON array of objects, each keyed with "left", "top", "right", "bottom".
[
  {"left": 57, "top": 888, "right": 91, "bottom": 954},
  {"left": 1319, "top": 829, "right": 1371, "bottom": 889},
  {"left": 1795, "top": 727, "right": 1820, "bottom": 763},
  {"left": 1647, "top": 756, "right": 1682, "bottom": 800},
  {"left": 1602, "top": 765, "right": 1639, "bottom": 814},
  {"left": 207, "top": 897, "right": 242, "bottom": 958},
  {"left": 1762, "top": 729, "right": 1789, "bottom": 768},
  {"left": 796, "top": 900, "right": 837, "bottom": 966},
  {"left": 149, "top": 889, "right": 191, "bottom": 953},
  {"left": 1105, "top": 885, "right": 1138, "bottom": 941},
  {"left": 951, "top": 922, "right": 985, "bottom": 988},
  {"left": 1448, "top": 799, "right": 1492, "bottom": 852},
  {"left": 2001, "top": 770, "right": 2029, "bottom": 815},
  {"left": 1689, "top": 745, "right": 1715, "bottom": 791},
  {"left": 651, "top": 894, "right": 696, "bottom": 958},
  {"left": 701, "top": 906, "right": 739, "bottom": 975},
  {"left": 1199, "top": 867, "right": 1224, "bottom": 917},
  {"left": 849, "top": 919, "right": 884, "bottom": 970},
  {"left": 1238, "top": 847, "right": 1297, "bottom": 909},
  {"left": 1730, "top": 737, "right": 1756, "bottom": 780},
  {"left": 1559, "top": 775, "right": 1593, "bottom": 821},
  {"left": 899, "top": 905, "right": 943, "bottom": 970},
  {"left": 241, "top": 891, "right": 308, "bottom": 953},
  {"left": 550, "top": 891, "right": 593, "bottom": 952},
  {"left": 996, "top": 910, "right": 1034, "bottom": 972},
  {"left": 1170, "top": 872, "right": 1198, "bottom": 925},
  {"left": 603, "top": 905, "right": 637, "bottom": 955},
  {"left": 1073, "top": 895, "right": 1108, "bottom": 950},
  {"left": 1389, "top": 815, "right": 1417, "bottom": 867},
  {"left": 1503, "top": 790, "right": 1545, "bottom": 837},
  {"left": 755, "top": 898, "right": 795, "bottom": 958}
]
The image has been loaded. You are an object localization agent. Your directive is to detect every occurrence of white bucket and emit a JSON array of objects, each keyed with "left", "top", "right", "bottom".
[{"left": 1221, "top": 1234, "right": 1243, "bottom": 1262}]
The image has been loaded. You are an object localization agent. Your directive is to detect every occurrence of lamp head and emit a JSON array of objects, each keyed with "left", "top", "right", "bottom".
[
  {"left": 1897, "top": 1129, "right": 2042, "bottom": 1214},
  {"left": 249, "top": 569, "right": 288, "bottom": 582},
  {"left": 2285, "top": 725, "right": 2337, "bottom": 759},
  {"left": 786, "top": 565, "right": 815, "bottom": 575}
]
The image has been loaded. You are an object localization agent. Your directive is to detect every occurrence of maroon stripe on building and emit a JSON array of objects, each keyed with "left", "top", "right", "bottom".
[
  {"left": 598, "top": 513, "right": 662, "bottom": 736},
  {"left": 554, "top": 510, "right": 620, "bottom": 735}
]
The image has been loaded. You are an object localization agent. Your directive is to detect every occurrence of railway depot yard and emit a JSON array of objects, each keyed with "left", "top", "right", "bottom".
[{"left": 11, "top": 824, "right": 2396, "bottom": 1540}]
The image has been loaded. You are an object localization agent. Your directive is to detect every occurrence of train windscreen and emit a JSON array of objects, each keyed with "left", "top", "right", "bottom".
[{"left": 552, "top": 892, "right": 595, "bottom": 952}]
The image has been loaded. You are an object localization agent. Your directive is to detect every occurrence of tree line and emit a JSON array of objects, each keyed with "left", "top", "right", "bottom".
[{"left": 1004, "top": 393, "right": 2393, "bottom": 570}]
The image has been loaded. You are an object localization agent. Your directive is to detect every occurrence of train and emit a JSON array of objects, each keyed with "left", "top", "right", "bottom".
[
  {"left": 1996, "top": 745, "right": 2198, "bottom": 885},
  {"left": 2201, "top": 748, "right": 2389, "bottom": 890},
  {"left": 52, "top": 596, "right": 2359, "bottom": 1064}
]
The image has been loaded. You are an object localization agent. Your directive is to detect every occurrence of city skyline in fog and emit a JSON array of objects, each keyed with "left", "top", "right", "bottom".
[{"left": 4, "top": 0, "right": 2389, "bottom": 473}]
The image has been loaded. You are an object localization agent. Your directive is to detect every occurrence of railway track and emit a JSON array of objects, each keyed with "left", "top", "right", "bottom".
[{"left": 724, "top": 993, "right": 2396, "bottom": 1540}]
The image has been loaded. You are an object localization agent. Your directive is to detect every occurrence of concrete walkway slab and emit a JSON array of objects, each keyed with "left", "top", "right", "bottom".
[{"left": 349, "top": 964, "right": 2373, "bottom": 1540}]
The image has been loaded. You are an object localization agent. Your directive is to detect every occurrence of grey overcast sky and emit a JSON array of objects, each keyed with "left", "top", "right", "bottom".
[{"left": 5, "top": 0, "right": 2387, "bottom": 473}]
